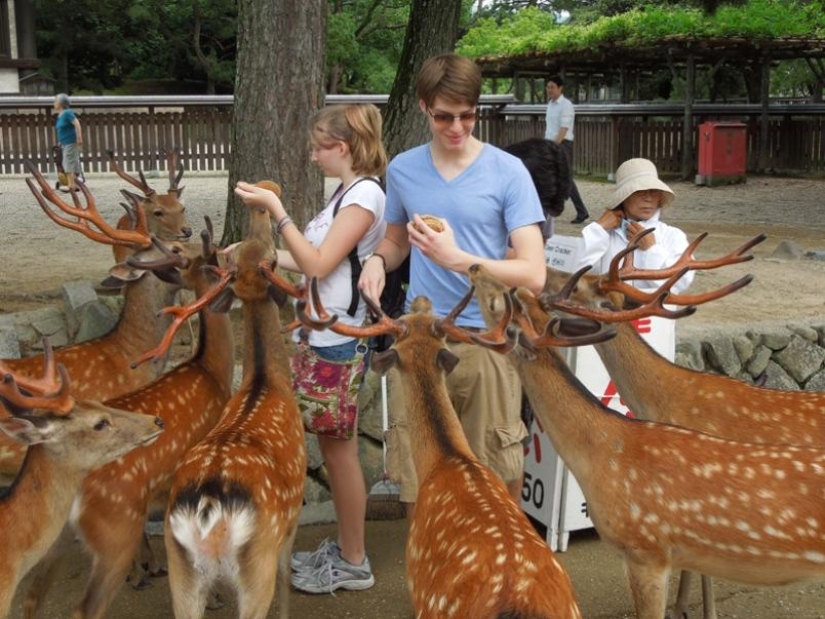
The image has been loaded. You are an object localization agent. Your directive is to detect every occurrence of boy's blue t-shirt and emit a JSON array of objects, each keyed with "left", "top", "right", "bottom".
[
  {"left": 385, "top": 143, "right": 543, "bottom": 328},
  {"left": 56, "top": 109, "right": 77, "bottom": 145}
]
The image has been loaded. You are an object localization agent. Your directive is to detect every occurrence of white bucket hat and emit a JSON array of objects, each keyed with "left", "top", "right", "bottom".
[{"left": 607, "top": 158, "right": 674, "bottom": 210}]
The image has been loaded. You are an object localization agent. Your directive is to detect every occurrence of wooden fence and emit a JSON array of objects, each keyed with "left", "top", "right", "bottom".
[{"left": 1, "top": 96, "right": 824, "bottom": 178}]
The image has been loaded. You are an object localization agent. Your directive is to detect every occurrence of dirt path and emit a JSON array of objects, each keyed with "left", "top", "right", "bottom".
[{"left": 3, "top": 171, "right": 825, "bottom": 618}]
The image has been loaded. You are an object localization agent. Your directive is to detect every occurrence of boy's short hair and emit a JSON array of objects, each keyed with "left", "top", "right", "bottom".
[
  {"left": 416, "top": 54, "right": 481, "bottom": 108},
  {"left": 547, "top": 75, "right": 564, "bottom": 88}
]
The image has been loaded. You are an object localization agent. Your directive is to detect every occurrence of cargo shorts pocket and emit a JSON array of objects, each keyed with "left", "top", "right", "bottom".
[{"left": 485, "top": 423, "right": 529, "bottom": 483}]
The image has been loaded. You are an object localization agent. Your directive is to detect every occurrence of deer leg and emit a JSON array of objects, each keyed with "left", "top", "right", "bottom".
[
  {"left": 669, "top": 570, "right": 694, "bottom": 619},
  {"left": 127, "top": 531, "right": 167, "bottom": 590},
  {"left": 277, "top": 526, "right": 298, "bottom": 619},
  {"left": 165, "top": 527, "right": 210, "bottom": 619},
  {"left": 22, "top": 525, "right": 74, "bottom": 619},
  {"left": 237, "top": 538, "right": 279, "bottom": 619},
  {"left": 701, "top": 575, "right": 717, "bottom": 619},
  {"left": 626, "top": 559, "right": 670, "bottom": 619}
]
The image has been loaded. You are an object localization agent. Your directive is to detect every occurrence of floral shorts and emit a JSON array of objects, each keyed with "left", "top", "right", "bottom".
[{"left": 291, "top": 340, "right": 366, "bottom": 440}]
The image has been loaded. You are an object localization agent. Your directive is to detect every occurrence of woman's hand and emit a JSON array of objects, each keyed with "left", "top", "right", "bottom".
[
  {"left": 234, "top": 181, "right": 286, "bottom": 221},
  {"left": 358, "top": 256, "right": 386, "bottom": 303},
  {"left": 627, "top": 222, "right": 656, "bottom": 250},
  {"left": 596, "top": 208, "right": 623, "bottom": 231},
  {"left": 407, "top": 214, "right": 466, "bottom": 271}
]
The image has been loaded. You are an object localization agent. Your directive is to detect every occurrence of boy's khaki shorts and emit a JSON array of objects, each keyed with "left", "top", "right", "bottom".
[{"left": 384, "top": 341, "right": 526, "bottom": 503}]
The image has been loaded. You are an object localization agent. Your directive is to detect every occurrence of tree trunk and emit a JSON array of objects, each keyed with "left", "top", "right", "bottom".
[
  {"left": 222, "top": 0, "right": 326, "bottom": 244},
  {"left": 383, "top": 0, "right": 463, "bottom": 160}
]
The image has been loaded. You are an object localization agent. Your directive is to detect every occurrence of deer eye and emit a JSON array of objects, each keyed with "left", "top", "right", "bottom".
[
  {"left": 153, "top": 210, "right": 164, "bottom": 217},
  {"left": 93, "top": 419, "right": 111, "bottom": 431}
]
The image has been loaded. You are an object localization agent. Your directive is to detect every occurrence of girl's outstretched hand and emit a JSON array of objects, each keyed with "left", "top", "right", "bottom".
[{"left": 234, "top": 181, "right": 286, "bottom": 221}]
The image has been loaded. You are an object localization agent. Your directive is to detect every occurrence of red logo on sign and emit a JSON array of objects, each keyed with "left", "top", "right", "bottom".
[
  {"left": 632, "top": 318, "right": 652, "bottom": 334},
  {"left": 600, "top": 381, "right": 635, "bottom": 418}
]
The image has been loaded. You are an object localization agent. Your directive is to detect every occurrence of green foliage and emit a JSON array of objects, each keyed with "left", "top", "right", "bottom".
[{"left": 459, "top": 0, "right": 825, "bottom": 59}]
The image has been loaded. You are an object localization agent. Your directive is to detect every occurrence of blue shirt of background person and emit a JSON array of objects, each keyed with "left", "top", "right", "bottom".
[
  {"left": 384, "top": 143, "right": 544, "bottom": 328},
  {"left": 56, "top": 108, "right": 78, "bottom": 145}
]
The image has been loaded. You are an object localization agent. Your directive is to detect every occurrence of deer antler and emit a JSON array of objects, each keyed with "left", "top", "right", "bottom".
[
  {"left": 25, "top": 161, "right": 151, "bottom": 249},
  {"left": 106, "top": 150, "right": 155, "bottom": 195},
  {"left": 164, "top": 147, "right": 185, "bottom": 192},
  {"left": 433, "top": 287, "right": 516, "bottom": 354},
  {"left": 131, "top": 264, "right": 235, "bottom": 368},
  {"left": 0, "top": 340, "right": 74, "bottom": 415},
  {"left": 125, "top": 236, "right": 190, "bottom": 271}
]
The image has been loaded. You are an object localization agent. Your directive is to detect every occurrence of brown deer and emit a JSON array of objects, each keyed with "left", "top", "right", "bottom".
[
  {"left": 0, "top": 343, "right": 164, "bottom": 619},
  {"left": 469, "top": 262, "right": 825, "bottom": 619},
  {"left": 107, "top": 148, "right": 192, "bottom": 262},
  {"left": 0, "top": 168, "right": 190, "bottom": 484},
  {"left": 162, "top": 201, "right": 306, "bottom": 619},
  {"left": 543, "top": 233, "right": 825, "bottom": 618},
  {"left": 20, "top": 222, "right": 235, "bottom": 619},
  {"left": 296, "top": 280, "right": 585, "bottom": 619}
]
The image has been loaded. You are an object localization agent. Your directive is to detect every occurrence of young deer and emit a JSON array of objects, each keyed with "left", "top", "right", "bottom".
[
  {"left": 297, "top": 280, "right": 585, "bottom": 619},
  {"left": 544, "top": 234, "right": 825, "bottom": 618},
  {"left": 470, "top": 263, "right": 825, "bottom": 619},
  {"left": 0, "top": 168, "right": 190, "bottom": 484},
  {"left": 162, "top": 202, "right": 306, "bottom": 619},
  {"left": 21, "top": 223, "right": 235, "bottom": 619},
  {"left": 0, "top": 344, "right": 164, "bottom": 619}
]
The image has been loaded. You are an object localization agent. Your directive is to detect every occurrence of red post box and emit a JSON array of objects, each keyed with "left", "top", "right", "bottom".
[{"left": 696, "top": 121, "right": 747, "bottom": 186}]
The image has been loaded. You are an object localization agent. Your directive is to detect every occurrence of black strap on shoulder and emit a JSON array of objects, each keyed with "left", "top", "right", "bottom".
[{"left": 332, "top": 177, "right": 384, "bottom": 317}]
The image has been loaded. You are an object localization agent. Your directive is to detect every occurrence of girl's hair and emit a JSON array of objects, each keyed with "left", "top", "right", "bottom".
[
  {"left": 311, "top": 104, "right": 387, "bottom": 177},
  {"left": 416, "top": 54, "right": 481, "bottom": 108}
]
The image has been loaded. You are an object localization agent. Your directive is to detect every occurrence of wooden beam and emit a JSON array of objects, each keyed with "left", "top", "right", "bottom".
[
  {"left": 681, "top": 53, "right": 696, "bottom": 180},
  {"left": 759, "top": 55, "right": 771, "bottom": 170}
]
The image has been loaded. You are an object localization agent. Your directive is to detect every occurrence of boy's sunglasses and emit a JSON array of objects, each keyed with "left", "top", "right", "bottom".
[{"left": 426, "top": 108, "right": 478, "bottom": 126}]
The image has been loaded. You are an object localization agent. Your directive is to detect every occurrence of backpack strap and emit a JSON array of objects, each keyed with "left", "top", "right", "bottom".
[{"left": 332, "top": 177, "right": 384, "bottom": 317}]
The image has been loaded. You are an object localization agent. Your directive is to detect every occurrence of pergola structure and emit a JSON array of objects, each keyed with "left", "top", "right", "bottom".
[{"left": 474, "top": 36, "right": 825, "bottom": 177}]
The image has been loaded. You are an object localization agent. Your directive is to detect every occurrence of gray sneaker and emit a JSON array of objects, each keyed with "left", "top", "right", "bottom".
[
  {"left": 291, "top": 539, "right": 340, "bottom": 573},
  {"left": 290, "top": 553, "right": 375, "bottom": 594}
]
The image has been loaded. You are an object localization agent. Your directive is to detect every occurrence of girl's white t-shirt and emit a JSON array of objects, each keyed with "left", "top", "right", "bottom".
[{"left": 297, "top": 177, "right": 386, "bottom": 347}]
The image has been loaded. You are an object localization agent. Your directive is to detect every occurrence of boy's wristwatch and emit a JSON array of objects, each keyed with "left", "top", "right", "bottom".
[{"left": 361, "top": 252, "right": 387, "bottom": 270}]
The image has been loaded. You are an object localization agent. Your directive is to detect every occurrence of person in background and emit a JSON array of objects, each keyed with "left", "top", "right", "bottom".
[
  {"left": 577, "top": 157, "right": 695, "bottom": 294},
  {"left": 545, "top": 75, "right": 589, "bottom": 224},
  {"left": 359, "top": 53, "right": 546, "bottom": 520},
  {"left": 235, "top": 103, "right": 387, "bottom": 595},
  {"left": 53, "top": 93, "right": 83, "bottom": 191}
]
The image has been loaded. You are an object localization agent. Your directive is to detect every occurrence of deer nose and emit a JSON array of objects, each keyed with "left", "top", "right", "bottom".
[
  {"left": 180, "top": 227, "right": 193, "bottom": 238},
  {"left": 154, "top": 417, "right": 165, "bottom": 430}
]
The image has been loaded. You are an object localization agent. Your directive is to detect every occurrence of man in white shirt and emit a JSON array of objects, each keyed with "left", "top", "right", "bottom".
[{"left": 545, "top": 75, "right": 589, "bottom": 224}]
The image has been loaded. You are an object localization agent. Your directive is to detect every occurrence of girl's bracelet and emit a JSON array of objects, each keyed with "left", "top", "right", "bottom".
[{"left": 275, "top": 216, "right": 294, "bottom": 235}]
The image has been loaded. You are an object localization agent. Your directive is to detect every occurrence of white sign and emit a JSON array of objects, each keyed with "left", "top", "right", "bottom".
[{"left": 545, "top": 235, "right": 582, "bottom": 272}]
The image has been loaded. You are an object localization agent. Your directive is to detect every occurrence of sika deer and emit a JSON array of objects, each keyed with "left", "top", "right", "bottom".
[
  {"left": 21, "top": 223, "right": 235, "bottom": 619},
  {"left": 296, "top": 280, "right": 584, "bottom": 619},
  {"left": 162, "top": 202, "right": 306, "bottom": 619},
  {"left": 0, "top": 168, "right": 189, "bottom": 484},
  {"left": 0, "top": 344, "right": 164, "bottom": 619},
  {"left": 470, "top": 263, "right": 825, "bottom": 619},
  {"left": 543, "top": 233, "right": 825, "bottom": 618}
]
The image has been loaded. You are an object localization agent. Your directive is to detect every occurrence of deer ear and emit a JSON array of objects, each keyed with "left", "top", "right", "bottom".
[
  {"left": 556, "top": 317, "right": 603, "bottom": 337},
  {"left": 101, "top": 263, "right": 146, "bottom": 288},
  {"left": 436, "top": 349, "right": 460, "bottom": 375},
  {"left": 209, "top": 287, "right": 236, "bottom": 313},
  {"left": 267, "top": 285, "right": 288, "bottom": 308},
  {"left": 370, "top": 349, "right": 398, "bottom": 375},
  {"left": 0, "top": 416, "right": 50, "bottom": 446},
  {"left": 151, "top": 267, "right": 185, "bottom": 286}
]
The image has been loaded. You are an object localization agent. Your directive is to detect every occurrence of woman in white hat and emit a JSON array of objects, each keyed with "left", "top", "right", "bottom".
[{"left": 577, "top": 158, "right": 694, "bottom": 294}]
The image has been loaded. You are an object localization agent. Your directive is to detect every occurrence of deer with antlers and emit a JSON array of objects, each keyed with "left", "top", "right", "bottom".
[
  {"left": 0, "top": 167, "right": 193, "bottom": 485},
  {"left": 159, "top": 201, "right": 305, "bottom": 619},
  {"left": 0, "top": 344, "right": 164, "bottom": 619},
  {"left": 20, "top": 221, "right": 235, "bottom": 619},
  {"left": 295, "top": 280, "right": 584, "bottom": 619},
  {"left": 470, "top": 262, "right": 825, "bottom": 619},
  {"left": 544, "top": 232, "right": 825, "bottom": 618}
]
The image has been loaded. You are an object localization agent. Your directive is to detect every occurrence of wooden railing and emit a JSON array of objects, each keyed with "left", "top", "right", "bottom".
[{"left": 1, "top": 96, "right": 824, "bottom": 177}]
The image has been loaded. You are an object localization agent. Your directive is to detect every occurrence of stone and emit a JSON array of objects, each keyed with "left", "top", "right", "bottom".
[
  {"left": 231, "top": 363, "right": 243, "bottom": 393},
  {"left": 789, "top": 325, "right": 819, "bottom": 342},
  {"left": 746, "top": 345, "right": 773, "bottom": 378},
  {"left": 806, "top": 369, "right": 825, "bottom": 392},
  {"left": 305, "top": 433, "right": 324, "bottom": 470},
  {"left": 304, "top": 475, "right": 332, "bottom": 505},
  {"left": 358, "top": 372, "right": 385, "bottom": 442},
  {"left": 732, "top": 334, "right": 755, "bottom": 364},
  {"left": 298, "top": 500, "right": 338, "bottom": 526},
  {"left": 772, "top": 335, "right": 825, "bottom": 383},
  {"left": 675, "top": 340, "right": 704, "bottom": 371},
  {"left": 75, "top": 301, "right": 118, "bottom": 343},
  {"left": 62, "top": 281, "right": 99, "bottom": 337},
  {"left": 759, "top": 330, "right": 792, "bottom": 351},
  {"left": 762, "top": 360, "right": 800, "bottom": 391},
  {"left": 805, "top": 250, "right": 825, "bottom": 261},
  {"left": 702, "top": 336, "right": 742, "bottom": 376},
  {"left": 31, "top": 311, "right": 67, "bottom": 338},
  {"left": 358, "top": 435, "right": 386, "bottom": 489},
  {"left": 770, "top": 240, "right": 804, "bottom": 261},
  {"left": 0, "top": 328, "right": 21, "bottom": 359}
]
